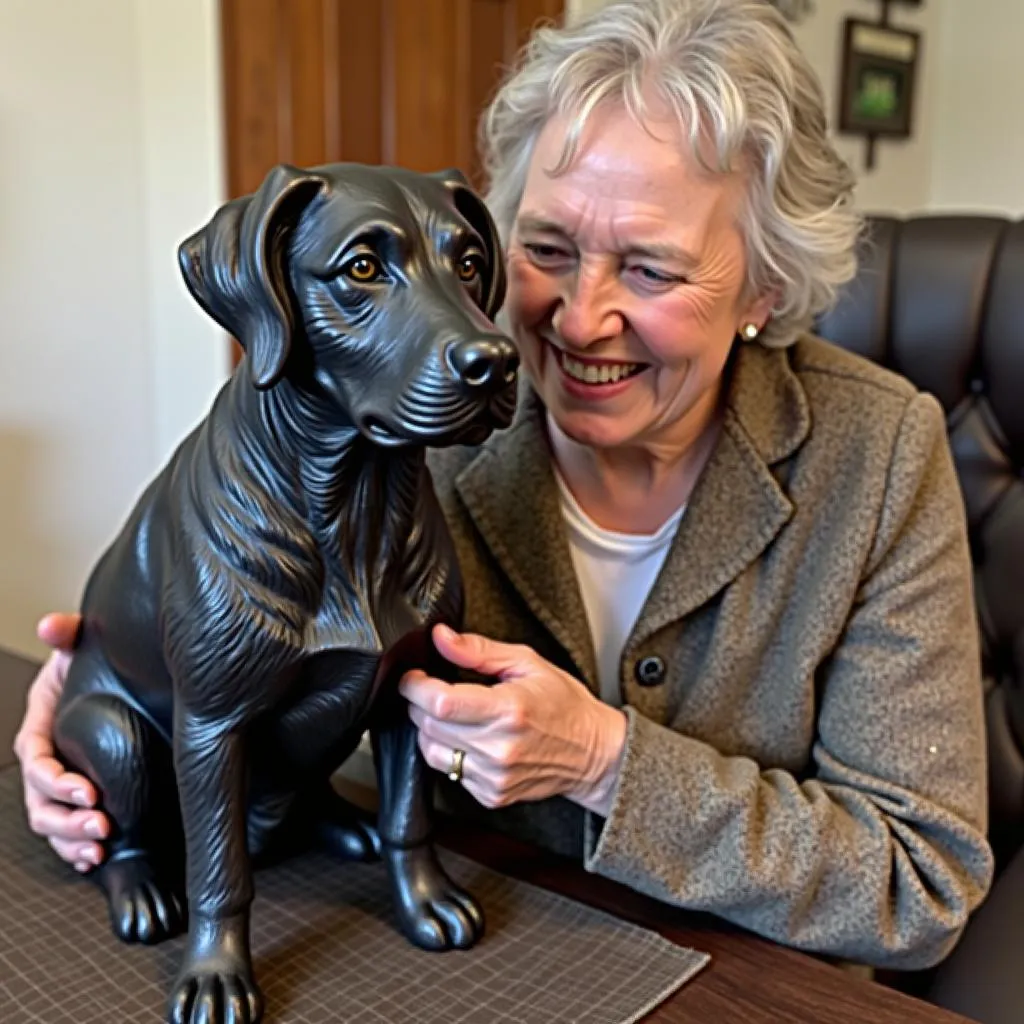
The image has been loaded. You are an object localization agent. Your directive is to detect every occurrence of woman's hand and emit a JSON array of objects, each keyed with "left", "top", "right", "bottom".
[
  {"left": 12, "top": 613, "right": 109, "bottom": 872},
  {"left": 400, "top": 624, "right": 627, "bottom": 816}
]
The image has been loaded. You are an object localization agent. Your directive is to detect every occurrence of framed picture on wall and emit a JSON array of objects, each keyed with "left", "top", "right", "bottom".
[{"left": 838, "top": 18, "right": 921, "bottom": 137}]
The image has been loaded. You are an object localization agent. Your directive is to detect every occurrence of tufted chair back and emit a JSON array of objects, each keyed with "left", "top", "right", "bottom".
[{"left": 815, "top": 214, "right": 1024, "bottom": 870}]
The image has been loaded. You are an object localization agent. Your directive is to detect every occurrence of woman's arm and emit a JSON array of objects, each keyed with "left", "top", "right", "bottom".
[
  {"left": 583, "top": 392, "right": 994, "bottom": 970},
  {"left": 404, "top": 393, "right": 994, "bottom": 971}
]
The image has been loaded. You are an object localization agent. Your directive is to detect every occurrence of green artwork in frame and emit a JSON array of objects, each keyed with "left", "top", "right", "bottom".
[
  {"left": 853, "top": 67, "right": 905, "bottom": 121},
  {"left": 839, "top": 18, "right": 921, "bottom": 138}
]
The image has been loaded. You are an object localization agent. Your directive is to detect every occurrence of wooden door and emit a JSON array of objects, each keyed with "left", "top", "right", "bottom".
[{"left": 221, "top": 0, "right": 565, "bottom": 201}]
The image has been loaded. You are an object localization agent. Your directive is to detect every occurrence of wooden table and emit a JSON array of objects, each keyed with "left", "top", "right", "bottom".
[
  {"left": 0, "top": 646, "right": 40, "bottom": 771},
  {"left": 431, "top": 816, "right": 974, "bottom": 1024},
  {"left": 0, "top": 646, "right": 974, "bottom": 1024}
]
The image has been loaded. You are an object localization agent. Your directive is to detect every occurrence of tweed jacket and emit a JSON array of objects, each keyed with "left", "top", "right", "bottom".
[{"left": 425, "top": 332, "right": 994, "bottom": 971}]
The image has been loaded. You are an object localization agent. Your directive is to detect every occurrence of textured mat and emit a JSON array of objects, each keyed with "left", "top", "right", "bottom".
[{"left": 0, "top": 768, "right": 710, "bottom": 1023}]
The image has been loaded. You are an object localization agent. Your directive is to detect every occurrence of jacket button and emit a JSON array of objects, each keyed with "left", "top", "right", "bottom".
[{"left": 634, "top": 655, "right": 666, "bottom": 687}]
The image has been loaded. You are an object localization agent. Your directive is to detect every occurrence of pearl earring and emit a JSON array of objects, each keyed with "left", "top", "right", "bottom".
[{"left": 742, "top": 323, "right": 760, "bottom": 341}]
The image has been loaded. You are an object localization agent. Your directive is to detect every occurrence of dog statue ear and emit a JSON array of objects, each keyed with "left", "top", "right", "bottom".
[
  {"left": 178, "top": 163, "right": 328, "bottom": 389},
  {"left": 430, "top": 168, "right": 507, "bottom": 322}
]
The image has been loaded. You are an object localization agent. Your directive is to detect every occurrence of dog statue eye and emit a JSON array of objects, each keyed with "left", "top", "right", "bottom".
[
  {"left": 343, "top": 254, "right": 385, "bottom": 283},
  {"left": 457, "top": 254, "right": 484, "bottom": 284}
]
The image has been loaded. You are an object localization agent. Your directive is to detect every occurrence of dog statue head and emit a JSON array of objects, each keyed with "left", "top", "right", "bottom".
[{"left": 178, "top": 162, "right": 518, "bottom": 447}]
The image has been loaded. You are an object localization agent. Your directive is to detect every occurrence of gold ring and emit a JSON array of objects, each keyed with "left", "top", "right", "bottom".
[{"left": 447, "top": 747, "right": 466, "bottom": 783}]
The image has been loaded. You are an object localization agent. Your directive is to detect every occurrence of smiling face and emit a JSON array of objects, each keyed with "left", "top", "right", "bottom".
[{"left": 506, "top": 101, "right": 775, "bottom": 457}]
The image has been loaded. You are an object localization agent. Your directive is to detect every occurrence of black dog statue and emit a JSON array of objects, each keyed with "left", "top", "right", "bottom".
[{"left": 52, "top": 161, "right": 519, "bottom": 1024}]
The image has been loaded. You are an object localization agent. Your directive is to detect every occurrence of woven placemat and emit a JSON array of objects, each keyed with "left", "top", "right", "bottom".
[{"left": 0, "top": 768, "right": 709, "bottom": 1023}]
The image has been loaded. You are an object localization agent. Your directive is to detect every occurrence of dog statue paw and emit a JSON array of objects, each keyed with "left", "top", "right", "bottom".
[
  {"left": 383, "top": 845, "right": 485, "bottom": 950},
  {"left": 167, "top": 913, "right": 263, "bottom": 1024},
  {"left": 98, "top": 853, "right": 187, "bottom": 945},
  {"left": 53, "top": 160, "right": 517, "bottom": 1022}
]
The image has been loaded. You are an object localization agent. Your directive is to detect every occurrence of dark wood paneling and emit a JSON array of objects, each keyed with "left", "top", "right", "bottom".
[
  {"left": 220, "top": 0, "right": 565, "bottom": 363},
  {"left": 515, "top": 0, "right": 564, "bottom": 48},
  {"left": 284, "top": 0, "right": 328, "bottom": 168},
  {"left": 467, "top": 0, "right": 509, "bottom": 185},
  {"left": 222, "top": 0, "right": 283, "bottom": 198},
  {"left": 390, "top": 0, "right": 462, "bottom": 173},
  {"left": 222, "top": 0, "right": 564, "bottom": 196},
  {"left": 516, "top": 0, "right": 565, "bottom": 54},
  {"left": 336, "top": 0, "right": 384, "bottom": 165}
]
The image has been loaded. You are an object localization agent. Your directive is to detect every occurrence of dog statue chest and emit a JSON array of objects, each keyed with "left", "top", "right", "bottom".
[
  {"left": 303, "top": 595, "right": 381, "bottom": 655},
  {"left": 302, "top": 568, "right": 424, "bottom": 658},
  {"left": 286, "top": 581, "right": 426, "bottom": 740},
  {"left": 293, "top": 447, "right": 445, "bottom": 659}
]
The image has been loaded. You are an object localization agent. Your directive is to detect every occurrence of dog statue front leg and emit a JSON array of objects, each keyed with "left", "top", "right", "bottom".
[
  {"left": 371, "top": 707, "right": 484, "bottom": 951},
  {"left": 169, "top": 708, "right": 263, "bottom": 1024}
]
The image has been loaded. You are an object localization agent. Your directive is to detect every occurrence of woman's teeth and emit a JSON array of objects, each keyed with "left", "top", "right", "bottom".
[{"left": 558, "top": 351, "right": 640, "bottom": 384}]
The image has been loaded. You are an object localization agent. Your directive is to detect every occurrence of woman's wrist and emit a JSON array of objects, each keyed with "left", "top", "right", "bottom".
[{"left": 573, "top": 704, "right": 628, "bottom": 817}]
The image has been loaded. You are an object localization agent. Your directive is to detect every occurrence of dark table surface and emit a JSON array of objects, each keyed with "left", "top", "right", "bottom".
[
  {"left": 0, "top": 645, "right": 974, "bottom": 1024},
  {"left": 0, "top": 646, "right": 40, "bottom": 772}
]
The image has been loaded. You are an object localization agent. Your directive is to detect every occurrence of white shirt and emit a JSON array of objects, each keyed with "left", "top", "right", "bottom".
[{"left": 554, "top": 468, "right": 685, "bottom": 707}]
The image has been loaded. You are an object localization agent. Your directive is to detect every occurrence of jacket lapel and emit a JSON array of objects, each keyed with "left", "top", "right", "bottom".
[
  {"left": 453, "top": 387, "right": 600, "bottom": 690},
  {"left": 630, "top": 341, "right": 811, "bottom": 647},
  {"left": 453, "top": 340, "right": 812, "bottom": 680}
]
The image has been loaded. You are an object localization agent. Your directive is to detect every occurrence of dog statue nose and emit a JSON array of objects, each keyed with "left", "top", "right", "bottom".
[{"left": 446, "top": 338, "right": 520, "bottom": 391}]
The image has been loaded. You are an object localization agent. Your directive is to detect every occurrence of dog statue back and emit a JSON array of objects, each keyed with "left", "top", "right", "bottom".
[{"left": 52, "top": 162, "right": 519, "bottom": 1024}]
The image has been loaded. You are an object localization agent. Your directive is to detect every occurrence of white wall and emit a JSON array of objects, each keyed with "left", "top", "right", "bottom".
[
  {"left": 789, "top": 4, "right": 941, "bottom": 215},
  {"left": 137, "top": 2, "right": 230, "bottom": 463},
  {"left": 0, "top": 0, "right": 226, "bottom": 659},
  {"left": 929, "top": 1, "right": 1024, "bottom": 214}
]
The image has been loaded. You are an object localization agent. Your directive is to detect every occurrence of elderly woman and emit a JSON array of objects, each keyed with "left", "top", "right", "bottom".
[{"left": 14, "top": 0, "right": 992, "bottom": 972}]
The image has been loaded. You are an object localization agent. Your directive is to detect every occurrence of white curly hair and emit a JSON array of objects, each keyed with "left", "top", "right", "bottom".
[{"left": 478, "top": 0, "right": 862, "bottom": 348}]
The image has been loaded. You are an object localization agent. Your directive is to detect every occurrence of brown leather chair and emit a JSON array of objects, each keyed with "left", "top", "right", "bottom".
[{"left": 815, "top": 214, "right": 1024, "bottom": 1024}]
